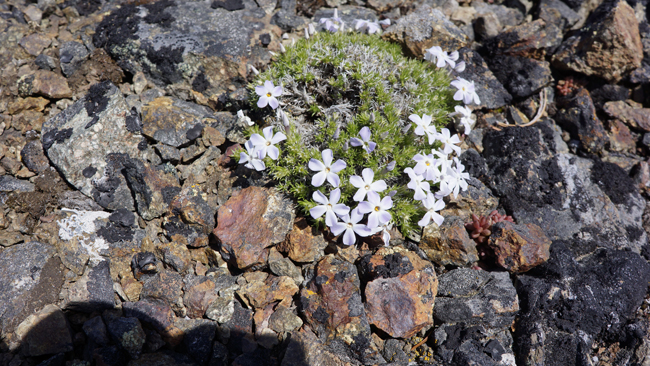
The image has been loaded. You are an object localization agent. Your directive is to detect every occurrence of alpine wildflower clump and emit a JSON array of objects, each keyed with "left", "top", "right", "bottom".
[{"left": 236, "top": 25, "right": 481, "bottom": 246}]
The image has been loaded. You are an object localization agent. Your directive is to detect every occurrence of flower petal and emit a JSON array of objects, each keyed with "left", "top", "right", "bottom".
[
  {"left": 308, "top": 158, "right": 325, "bottom": 172},
  {"left": 342, "top": 229, "right": 356, "bottom": 246},
  {"left": 367, "top": 142, "right": 376, "bottom": 153},
  {"left": 380, "top": 196, "right": 393, "bottom": 210},
  {"left": 367, "top": 212, "right": 379, "bottom": 229},
  {"left": 312, "top": 190, "right": 329, "bottom": 205},
  {"left": 263, "top": 126, "right": 274, "bottom": 140},
  {"left": 325, "top": 210, "right": 338, "bottom": 227},
  {"left": 264, "top": 80, "right": 274, "bottom": 91},
  {"left": 257, "top": 96, "right": 269, "bottom": 108},
  {"left": 359, "top": 126, "right": 371, "bottom": 141},
  {"left": 255, "top": 85, "right": 266, "bottom": 96},
  {"left": 330, "top": 160, "right": 347, "bottom": 173},
  {"left": 349, "top": 175, "right": 364, "bottom": 188},
  {"left": 361, "top": 168, "right": 374, "bottom": 184},
  {"left": 418, "top": 212, "right": 431, "bottom": 227},
  {"left": 269, "top": 97, "right": 279, "bottom": 109},
  {"left": 330, "top": 222, "right": 347, "bottom": 236},
  {"left": 370, "top": 180, "right": 387, "bottom": 192},
  {"left": 322, "top": 149, "right": 333, "bottom": 166},
  {"left": 271, "top": 132, "right": 287, "bottom": 144},
  {"left": 327, "top": 172, "right": 340, "bottom": 187},
  {"left": 272, "top": 86, "right": 283, "bottom": 96},
  {"left": 312, "top": 171, "right": 327, "bottom": 187},
  {"left": 333, "top": 203, "right": 350, "bottom": 217},
  {"left": 329, "top": 188, "right": 341, "bottom": 204},
  {"left": 310, "top": 205, "right": 327, "bottom": 219},
  {"left": 267, "top": 146, "right": 279, "bottom": 160},
  {"left": 353, "top": 224, "right": 373, "bottom": 237},
  {"left": 349, "top": 138, "right": 362, "bottom": 147},
  {"left": 357, "top": 201, "right": 373, "bottom": 214},
  {"left": 378, "top": 211, "right": 392, "bottom": 225},
  {"left": 353, "top": 189, "right": 367, "bottom": 202}
]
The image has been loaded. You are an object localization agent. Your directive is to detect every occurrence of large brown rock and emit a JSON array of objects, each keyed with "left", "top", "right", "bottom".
[
  {"left": 603, "top": 100, "right": 650, "bottom": 132},
  {"left": 19, "top": 70, "right": 72, "bottom": 99},
  {"left": 237, "top": 274, "right": 298, "bottom": 309},
  {"left": 277, "top": 217, "right": 328, "bottom": 263},
  {"left": 552, "top": 0, "right": 643, "bottom": 82},
  {"left": 300, "top": 255, "right": 383, "bottom": 364},
  {"left": 488, "top": 221, "right": 552, "bottom": 273},
  {"left": 214, "top": 187, "right": 294, "bottom": 270},
  {"left": 361, "top": 247, "right": 438, "bottom": 339},
  {"left": 420, "top": 216, "right": 479, "bottom": 267},
  {"left": 382, "top": 5, "right": 468, "bottom": 58}
]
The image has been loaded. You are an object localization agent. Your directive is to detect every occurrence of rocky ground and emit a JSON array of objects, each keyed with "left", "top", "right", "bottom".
[{"left": 0, "top": 0, "right": 650, "bottom": 365}]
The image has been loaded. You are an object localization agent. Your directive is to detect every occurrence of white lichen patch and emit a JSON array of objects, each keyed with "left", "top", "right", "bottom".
[{"left": 58, "top": 208, "right": 111, "bottom": 264}]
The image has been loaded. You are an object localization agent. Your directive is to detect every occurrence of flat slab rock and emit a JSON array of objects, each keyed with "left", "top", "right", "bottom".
[{"left": 41, "top": 81, "right": 157, "bottom": 211}]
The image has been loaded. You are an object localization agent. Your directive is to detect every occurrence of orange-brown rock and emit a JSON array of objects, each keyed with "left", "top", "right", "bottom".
[
  {"left": 420, "top": 216, "right": 479, "bottom": 267},
  {"left": 603, "top": 100, "right": 650, "bottom": 132},
  {"left": 237, "top": 274, "right": 298, "bottom": 309},
  {"left": 361, "top": 247, "right": 438, "bottom": 339},
  {"left": 20, "top": 70, "right": 72, "bottom": 99},
  {"left": 183, "top": 276, "right": 219, "bottom": 319},
  {"left": 214, "top": 187, "right": 294, "bottom": 270},
  {"left": 278, "top": 217, "right": 328, "bottom": 263},
  {"left": 488, "top": 221, "right": 552, "bottom": 273}
]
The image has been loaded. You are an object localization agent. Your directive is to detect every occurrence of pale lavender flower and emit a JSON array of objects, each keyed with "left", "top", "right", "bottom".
[
  {"left": 319, "top": 9, "right": 344, "bottom": 32},
  {"left": 435, "top": 180, "right": 453, "bottom": 199},
  {"left": 239, "top": 140, "right": 265, "bottom": 171},
  {"left": 371, "top": 221, "right": 392, "bottom": 246},
  {"left": 349, "top": 126, "right": 376, "bottom": 153},
  {"left": 451, "top": 78, "right": 481, "bottom": 105},
  {"left": 349, "top": 168, "right": 387, "bottom": 202},
  {"left": 404, "top": 167, "right": 431, "bottom": 201},
  {"left": 418, "top": 192, "right": 445, "bottom": 227},
  {"left": 378, "top": 19, "right": 391, "bottom": 28},
  {"left": 424, "top": 46, "right": 456, "bottom": 68},
  {"left": 437, "top": 128, "right": 462, "bottom": 156},
  {"left": 444, "top": 157, "right": 470, "bottom": 199},
  {"left": 330, "top": 208, "right": 373, "bottom": 245},
  {"left": 408, "top": 114, "right": 437, "bottom": 144},
  {"left": 358, "top": 191, "right": 393, "bottom": 229},
  {"left": 453, "top": 105, "right": 474, "bottom": 134},
  {"left": 354, "top": 19, "right": 381, "bottom": 34},
  {"left": 309, "top": 188, "right": 350, "bottom": 227},
  {"left": 412, "top": 153, "right": 439, "bottom": 181},
  {"left": 255, "top": 81, "right": 283, "bottom": 109},
  {"left": 454, "top": 61, "right": 466, "bottom": 72},
  {"left": 309, "top": 149, "right": 347, "bottom": 187},
  {"left": 249, "top": 126, "right": 286, "bottom": 160}
]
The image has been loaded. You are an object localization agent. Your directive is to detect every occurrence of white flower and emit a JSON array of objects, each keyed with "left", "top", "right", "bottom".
[
  {"left": 424, "top": 46, "right": 444, "bottom": 65},
  {"left": 443, "top": 157, "right": 470, "bottom": 199},
  {"left": 453, "top": 105, "right": 474, "bottom": 134},
  {"left": 451, "top": 78, "right": 481, "bottom": 105},
  {"left": 249, "top": 126, "right": 286, "bottom": 160},
  {"left": 319, "top": 9, "right": 344, "bottom": 32},
  {"left": 371, "top": 221, "right": 392, "bottom": 246},
  {"left": 349, "top": 168, "right": 387, "bottom": 202},
  {"left": 454, "top": 61, "right": 466, "bottom": 73},
  {"left": 239, "top": 140, "right": 265, "bottom": 171},
  {"left": 413, "top": 153, "right": 440, "bottom": 182},
  {"left": 330, "top": 208, "right": 373, "bottom": 245},
  {"left": 310, "top": 188, "right": 350, "bottom": 227},
  {"left": 424, "top": 46, "right": 456, "bottom": 68},
  {"left": 354, "top": 19, "right": 381, "bottom": 34},
  {"left": 255, "top": 81, "right": 283, "bottom": 109},
  {"left": 408, "top": 113, "right": 437, "bottom": 144},
  {"left": 349, "top": 126, "right": 376, "bottom": 153},
  {"left": 378, "top": 19, "right": 391, "bottom": 27},
  {"left": 237, "top": 110, "right": 254, "bottom": 126},
  {"left": 309, "top": 149, "right": 347, "bottom": 187},
  {"left": 404, "top": 167, "right": 431, "bottom": 201},
  {"left": 435, "top": 180, "right": 453, "bottom": 199},
  {"left": 418, "top": 192, "right": 445, "bottom": 227},
  {"left": 358, "top": 191, "right": 393, "bottom": 229},
  {"left": 437, "top": 128, "right": 462, "bottom": 156}
]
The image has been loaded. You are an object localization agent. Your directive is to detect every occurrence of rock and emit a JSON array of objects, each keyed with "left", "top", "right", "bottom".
[
  {"left": 420, "top": 216, "right": 479, "bottom": 267},
  {"left": 126, "top": 351, "right": 196, "bottom": 366},
  {"left": 0, "top": 242, "right": 64, "bottom": 344},
  {"left": 180, "top": 145, "right": 221, "bottom": 181},
  {"left": 141, "top": 97, "right": 212, "bottom": 148},
  {"left": 214, "top": 187, "right": 294, "bottom": 270},
  {"left": 18, "top": 33, "right": 52, "bottom": 56},
  {"left": 281, "top": 328, "right": 347, "bottom": 366},
  {"left": 434, "top": 268, "right": 519, "bottom": 329},
  {"left": 482, "top": 19, "right": 562, "bottom": 58},
  {"left": 19, "top": 70, "right": 72, "bottom": 99},
  {"left": 629, "top": 62, "right": 650, "bottom": 84},
  {"left": 8, "top": 97, "right": 50, "bottom": 115},
  {"left": 0, "top": 231, "right": 24, "bottom": 247},
  {"left": 41, "top": 81, "right": 154, "bottom": 211},
  {"left": 313, "top": 7, "right": 377, "bottom": 28},
  {"left": 123, "top": 300, "right": 183, "bottom": 347},
  {"left": 122, "top": 159, "right": 180, "bottom": 220},
  {"left": 603, "top": 100, "right": 650, "bottom": 131},
  {"left": 552, "top": 0, "right": 643, "bottom": 82},
  {"left": 0, "top": 175, "right": 35, "bottom": 192},
  {"left": 237, "top": 274, "right": 298, "bottom": 309},
  {"left": 15, "top": 304, "right": 73, "bottom": 357},
  {"left": 271, "top": 9, "right": 307, "bottom": 31},
  {"left": 105, "top": 317, "right": 146, "bottom": 359},
  {"left": 174, "top": 318, "right": 217, "bottom": 365},
  {"left": 140, "top": 270, "right": 184, "bottom": 314},
  {"left": 20, "top": 140, "right": 50, "bottom": 173},
  {"left": 455, "top": 48, "right": 512, "bottom": 109},
  {"left": 300, "top": 255, "right": 383, "bottom": 364},
  {"left": 360, "top": 247, "right": 438, "bottom": 339},
  {"left": 607, "top": 119, "right": 638, "bottom": 153},
  {"left": 93, "top": 0, "right": 279, "bottom": 95},
  {"left": 59, "top": 41, "right": 89, "bottom": 77},
  {"left": 184, "top": 276, "right": 220, "bottom": 319},
  {"left": 434, "top": 324, "right": 516, "bottom": 365},
  {"left": 268, "top": 307, "right": 303, "bottom": 334},
  {"left": 535, "top": 0, "right": 580, "bottom": 30},
  {"left": 62, "top": 260, "right": 114, "bottom": 312},
  {"left": 554, "top": 88, "right": 607, "bottom": 154},
  {"left": 35, "top": 54, "right": 57, "bottom": 71},
  {"left": 220, "top": 300, "right": 253, "bottom": 355},
  {"left": 474, "top": 3, "right": 524, "bottom": 27},
  {"left": 278, "top": 218, "right": 328, "bottom": 263},
  {"left": 131, "top": 251, "right": 158, "bottom": 280},
  {"left": 155, "top": 144, "right": 181, "bottom": 164},
  {"left": 381, "top": 5, "right": 468, "bottom": 58},
  {"left": 487, "top": 55, "right": 553, "bottom": 98},
  {"left": 441, "top": 175, "right": 499, "bottom": 220},
  {"left": 590, "top": 84, "right": 631, "bottom": 109},
  {"left": 367, "top": 0, "right": 404, "bottom": 12},
  {"left": 515, "top": 242, "right": 650, "bottom": 365},
  {"left": 382, "top": 339, "right": 410, "bottom": 364},
  {"left": 23, "top": 5, "right": 43, "bottom": 22},
  {"left": 83, "top": 316, "right": 110, "bottom": 346},
  {"left": 473, "top": 13, "right": 501, "bottom": 41},
  {"left": 269, "top": 256, "right": 303, "bottom": 284},
  {"left": 155, "top": 238, "right": 192, "bottom": 274},
  {"left": 488, "top": 221, "right": 551, "bottom": 273},
  {"left": 202, "top": 125, "right": 226, "bottom": 147}
]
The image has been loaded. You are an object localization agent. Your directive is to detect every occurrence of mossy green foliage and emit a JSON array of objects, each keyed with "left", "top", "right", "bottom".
[{"left": 245, "top": 32, "right": 457, "bottom": 236}]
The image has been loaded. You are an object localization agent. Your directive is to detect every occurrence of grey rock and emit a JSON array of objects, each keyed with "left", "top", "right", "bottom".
[
  {"left": 313, "top": 6, "right": 377, "bottom": 28},
  {"left": 0, "top": 175, "right": 35, "bottom": 192},
  {"left": 434, "top": 324, "right": 515, "bottom": 365},
  {"left": 271, "top": 9, "right": 307, "bottom": 31},
  {"left": 473, "top": 13, "right": 501, "bottom": 41},
  {"left": 35, "top": 54, "right": 57, "bottom": 71},
  {"left": 155, "top": 144, "right": 181, "bottom": 164},
  {"left": 59, "top": 41, "right": 89, "bottom": 77},
  {"left": 536, "top": 0, "right": 580, "bottom": 30},
  {"left": 58, "top": 191, "right": 105, "bottom": 211},
  {"left": 105, "top": 317, "right": 146, "bottom": 359},
  {"left": 62, "top": 260, "right": 114, "bottom": 312},
  {"left": 630, "top": 62, "right": 650, "bottom": 84},
  {"left": 434, "top": 269, "right": 519, "bottom": 329},
  {"left": 268, "top": 307, "right": 303, "bottom": 334},
  {"left": 83, "top": 316, "right": 110, "bottom": 346},
  {"left": 269, "top": 257, "right": 303, "bottom": 284},
  {"left": 456, "top": 48, "right": 512, "bottom": 109},
  {"left": 381, "top": 339, "right": 409, "bottom": 364},
  {"left": 17, "top": 304, "right": 73, "bottom": 357},
  {"left": 487, "top": 55, "right": 553, "bottom": 98},
  {"left": 176, "top": 318, "right": 217, "bottom": 365},
  {"left": 220, "top": 300, "right": 253, "bottom": 355},
  {"left": 41, "top": 81, "right": 156, "bottom": 211},
  {"left": 0, "top": 242, "right": 63, "bottom": 342},
  {"left": 140, "top": 271, "right": 184, "bottom": 313},
  {"left": 554, "top": 88, "right": 606, "bottom": 154},
  {"left": 21, "top": 140, "right": 50, "bottom": 173},
  {"left": 141, "top": 97, "right": 212, "bottom": 148},
  {"left": 209, "top": 341, "right": 229, "bottom": 366}
]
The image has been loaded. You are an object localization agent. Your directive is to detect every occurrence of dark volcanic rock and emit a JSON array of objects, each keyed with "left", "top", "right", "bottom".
[
  {"left": 554, "top": 88, "right": 607, "bottom": 154},
  {"left": 105, "top": 317, "right": 146, "bottom": 359},
  {"left": 21, "top": 140, "right": 50, "bottom": 174},
  {"left": 300, "top": 255, "right": 384, "bottom": 365},
  {"left": 59, "top": 41, "right": 90, "bottom": 77},
  {"left": 487, "top": 55, "right": 553, "bottom": 98},
  {"left": 93, "top": 0, "right": 278, "bottom": 94},
  {"left": 482, "top": 19, "right": 562, "bottom": 58},
  {"left": 63, "top": 260, "right": 114, "bottom": 312},
  {"left": 456, "top": 48, "right": 512, "bottom": 109},
  {"left": 515, "top": 242, "right": 650, "bottom": 365},
  {"left": 19, "top": 304, "right": 73, "bottom": 357}
]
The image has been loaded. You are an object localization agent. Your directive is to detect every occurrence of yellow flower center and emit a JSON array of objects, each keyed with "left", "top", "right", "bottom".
[
  {"left": 425, "top": 161, "right": 430, "bottom": 166},
  {"left": 364, "top": 185, "right": 370, "bottom": 190},
  {"left": 374, "top": 206, "right": 380, "bottom": 212},
  {"left": 266, "top": 92, "right": 272, "bottom": 97},
  {"left": 325, "top": 167, "right": 330, "bottom": 172},
  {"left": 266, "top": 141, "right": 271, "bottom": 146}
]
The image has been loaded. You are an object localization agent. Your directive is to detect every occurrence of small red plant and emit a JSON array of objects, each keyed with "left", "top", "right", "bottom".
[
  {"left": 556, "top": 77, "right": 577, "bottom": 97},
  {"left": 465, "top": 210, "right": 514, "bottom": 245}
]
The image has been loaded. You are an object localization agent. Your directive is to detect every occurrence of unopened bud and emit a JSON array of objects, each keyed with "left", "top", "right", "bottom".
[
  {"left": 369, "top": 113, "right": 375, "bottom": 123},
  {"left": 305, "top": 28, "right": 310, "bottom": 39},
  {"left": 279, "top": 43, "right": 286, "bottom": 53},
  {"left": 333, "top": 125, "right": 340, "bottom": 140},
  {"left": 249, "top": 65, "right": 259, "bottom": 75},
  {"left": 388, "top": 190, "right": 397, "bottom": 197},
  {"left": 342, "top": 141, "right": 349, "bottom": 151},
  {"left": 308, "top": 23, "right": 316, "bottom": 35},
  {"left": 386, "top": 160, "right": 396, "bottom": 171}
]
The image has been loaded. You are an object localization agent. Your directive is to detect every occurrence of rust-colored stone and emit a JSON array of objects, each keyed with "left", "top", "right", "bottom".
[
  {"left": 237, "top": 274, "right": 298, "bottom": 310},
  {"left": 214, "top": 187, "right": 294, "bottom": 270},
  {"left": 420, "top": 216, "right": 479, "bottom": 267},
  {"left": 18, "top": 34, "right": 52, "bottom": 56},
  {"left": 278, "top": 217, "right": 328, "bottom": 263},
  {"left": 140, "top": 270, "right": 184, "bottom": 314},
  {"left": 183, "top": 276, "right": 218, "bottom": 319},
  {"left": 603, "top": 100, "right": 650, "bottom": 132},
  {"left": 361, "top": 247, "right": 437, "bottom": 339},
  {"left": 488, "top": 221, "right": 552, "bottom": 273},
  {"left": 607, "top": 119, "right": 637, "bottom": 153},
  {"left": 28, "top": 70, "right": 72, "bottom": 99},
  {"left": 202, "top": 125, "right": 226, "bottom": 147},
  {"left": 7, "top": 97, "right": 49, "bottom": 115}
]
